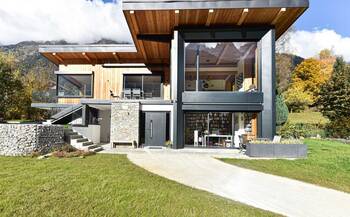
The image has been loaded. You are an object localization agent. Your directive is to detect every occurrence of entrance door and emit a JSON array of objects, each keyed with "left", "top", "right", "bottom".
[{"left": 145, "top": 112, "right": 166, "bottom": 146}]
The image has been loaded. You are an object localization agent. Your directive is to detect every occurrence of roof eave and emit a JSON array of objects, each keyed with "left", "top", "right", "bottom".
[
  {"left": 122, "top": 0, "right": 309, "bottom": 11},
  {"left": 38, "top": 44, "right": 137, "bottom": 53}
]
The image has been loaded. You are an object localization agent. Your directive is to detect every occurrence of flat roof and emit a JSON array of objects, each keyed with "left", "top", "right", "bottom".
[
  {"left": 40, "top": 0, "right": 308, "bottom": 66},
  {"left": 123, "top": 0, "right": 309, "bottom": 10},
  {"left": 39, "top": 44, "right": 137, "bottom": 53}
]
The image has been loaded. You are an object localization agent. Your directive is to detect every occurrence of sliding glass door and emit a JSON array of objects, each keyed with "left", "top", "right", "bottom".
[
  {"left": 184, "top": 112, "right": 257, "bottom": 148},
  {"left": 123, "top": 74, "right": 162, "bottom": 99}
]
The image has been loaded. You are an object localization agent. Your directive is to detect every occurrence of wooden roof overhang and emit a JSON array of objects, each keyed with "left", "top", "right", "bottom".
[
  {"left": 39, "top": 0, "right": 308, "bottom": 68},
  {"left": 122, "top": 0, "right": 309, "bottom": 68},
  {"left": 39, "top": 44, "right": 143, "bottom": 65}
]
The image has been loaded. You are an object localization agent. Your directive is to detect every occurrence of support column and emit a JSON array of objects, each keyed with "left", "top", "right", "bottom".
[
  {"left": 259, "top": 29, "right": 276, "bottom": 139},
  {"left": 81, "top": 105, "right": 89, "bottom": 126},
  {"left": 171, "top": 31, "right": 185, "bottom": 149}
]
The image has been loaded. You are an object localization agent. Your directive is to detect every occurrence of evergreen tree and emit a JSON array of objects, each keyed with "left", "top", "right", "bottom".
[
  {"left": 318, "top": 57, "right": 350, "bottom": 138},
  {"left": 276, "top": 94, "right": 289, "bottom": 126}
]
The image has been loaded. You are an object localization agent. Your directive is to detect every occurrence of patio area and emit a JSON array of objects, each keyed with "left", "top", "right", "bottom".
[{"left": 100, "top": 144, "right": 250, "bottom": 159}]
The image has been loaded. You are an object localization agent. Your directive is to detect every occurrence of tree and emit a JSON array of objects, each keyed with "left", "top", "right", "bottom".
[
  {"left": 276, "top": 53, "right": 304, "bottom": 93},
  {"left": 276, "top": 94, "right": 289, "bottom": 126},
  {"left": 318, "top": 57, "right": 350, "bottom": 138},
  {"left": 283, "top": 83, "right": 313, "bottom": 112},
  {"left": 0, "top": 53, "right": 23, "bottom": 121}
]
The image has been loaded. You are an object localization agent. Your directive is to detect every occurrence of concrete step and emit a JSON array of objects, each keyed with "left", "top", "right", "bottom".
[
  {"left": 67, "top": 132, "right": 78, "bottom": 136},
  {"left": 87, "top": 145, "right": 99, "bottom": 150},
  {"left": 70, "top": 135, "right": 83, "bottom": 140},
  {"left": 82, "top": 141, "right": 94, "bottom": 147},
  {"left": 76, "top": 138, "right": 89, "bottom": 143},
  {"left": 91, "top": 147, "right": 103, "bottom": 152}
]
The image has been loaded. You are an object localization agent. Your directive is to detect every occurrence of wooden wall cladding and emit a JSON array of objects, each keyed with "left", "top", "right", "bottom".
[{"left": 57, "top": 65, "right": 171, "bottom": 104}]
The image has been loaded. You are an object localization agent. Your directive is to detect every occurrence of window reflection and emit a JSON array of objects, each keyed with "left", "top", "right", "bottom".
[
  {"left": 57, "top": 74, "right": 92, "bottom": 97},
  {"left": 185, "top": 42, "right": 258, "bottom": 92}
]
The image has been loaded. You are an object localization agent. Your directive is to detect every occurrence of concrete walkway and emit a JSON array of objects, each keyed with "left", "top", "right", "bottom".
[{"left": 128, "top": 151, "right": 350, "bottom": 217}]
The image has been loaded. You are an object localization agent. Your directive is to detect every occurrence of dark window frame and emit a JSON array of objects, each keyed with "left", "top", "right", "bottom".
[
  {"left": 179, "top": 27, "right": 271, "bottom": 95},
  {"left": 56, "top": 73, "right": 94, "bottom": 98}
]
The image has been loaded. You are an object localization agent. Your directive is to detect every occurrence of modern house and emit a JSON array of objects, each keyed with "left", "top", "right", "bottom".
[{"left": 34, "top": 0, "right": 309, "bottom": 149}]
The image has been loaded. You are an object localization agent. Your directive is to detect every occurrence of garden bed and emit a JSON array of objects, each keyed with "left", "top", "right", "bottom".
[{"left": 246, "top": 143, "right": 307, "bottom": 158}]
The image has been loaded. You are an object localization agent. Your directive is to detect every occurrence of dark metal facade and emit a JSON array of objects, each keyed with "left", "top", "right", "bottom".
[{"left": 172, "top": 27, "right": 276, "bottom": 149}]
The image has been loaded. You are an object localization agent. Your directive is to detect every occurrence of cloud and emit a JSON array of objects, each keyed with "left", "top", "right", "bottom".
[
  {"left": 283, "top": 29, "right": 350, "bottom": 62},
  {"left": 0, "top": 0, "right": 133, "bottom": 45}
]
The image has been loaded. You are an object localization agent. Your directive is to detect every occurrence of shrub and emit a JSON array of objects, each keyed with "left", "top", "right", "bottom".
[
  {"left": 279, "top": 122, "right": 325, "bottom": 139},
  {"left": 30, "top": 151, "right": 41, "bottom": 158},
  {"left": 276, "top": 94, "right": 289, "bottom": 126},
  {"left": 324, "top": 117, "right": 350, "bottom": 139},
  {"left": 52, "top": 150, "right": 95, "bottom": 158}
]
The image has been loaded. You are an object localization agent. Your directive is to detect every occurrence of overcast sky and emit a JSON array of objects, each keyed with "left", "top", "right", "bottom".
[{"left": 0, "top": 0, "right": 349, "bottom": 61}]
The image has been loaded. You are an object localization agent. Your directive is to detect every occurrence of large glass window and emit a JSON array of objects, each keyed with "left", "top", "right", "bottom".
[
  {"left": 124, "top": 74, "right": 162, "bottom": 98},
  {"left": 184, "top": 112, "right": 257, "bottom": 148},
  {"left": 185, "top": 42, "right": 258, "bottom": 92},
  {"left": 57, "top": 74, "right": 93, "bottom": 97}
]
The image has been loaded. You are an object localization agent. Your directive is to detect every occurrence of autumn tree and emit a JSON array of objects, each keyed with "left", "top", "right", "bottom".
[
  {"left": 283, "top": 84, "right": 313, "bottom": 112},
  {"left": 283, "top": 54, "right": 335, "bottom": 112},
  {"left": 0, "top": 53, "right": 23, "bottom": 121}
]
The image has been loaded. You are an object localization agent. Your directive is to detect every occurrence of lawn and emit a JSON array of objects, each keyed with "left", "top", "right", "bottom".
[
  {"left": 222, "top": 139, "right": 350, "bottom": 193},
  {"left": 0, "top": 154, "right": 277, "bottom": 217},
  {"left": 288, "top": 111, "right": 328, "bottom": 124}
]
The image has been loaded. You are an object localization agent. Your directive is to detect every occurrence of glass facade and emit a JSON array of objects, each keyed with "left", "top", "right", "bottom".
[
  {"left": 185, "top": 42, "right": 258, "bottom": 92},
  {"left": 57, "top": 74, "right": 93, "bottom": 97},
  {"left": 123, "top": 74, "right": 162, "bottom": 98},
  {"left": 184, "top": 112, "right": 257, "bottom": 148}
]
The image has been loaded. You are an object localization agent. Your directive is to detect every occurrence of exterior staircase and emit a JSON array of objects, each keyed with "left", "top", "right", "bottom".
[{"left": 64, "top": 128, "right": 103, "bottom": 152}]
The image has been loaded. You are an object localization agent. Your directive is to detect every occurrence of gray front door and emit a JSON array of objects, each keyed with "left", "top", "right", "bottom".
[{"left": 145, "top": 112, "right": 166, "bottom": 146}]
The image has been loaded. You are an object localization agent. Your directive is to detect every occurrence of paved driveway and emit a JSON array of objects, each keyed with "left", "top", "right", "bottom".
[{"left": 128, "top": 152, "right": 350, "bottom": 217}]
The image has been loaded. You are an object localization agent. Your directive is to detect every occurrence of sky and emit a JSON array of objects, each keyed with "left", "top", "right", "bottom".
[{"left": 0, "top": 0, "right": 349, "bottom": 61}]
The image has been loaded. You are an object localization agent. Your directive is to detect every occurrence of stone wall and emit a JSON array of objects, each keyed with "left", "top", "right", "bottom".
[
  {"left": 0, "top": 124, "right": 64, "bottom": 156},
  {"left": 110, "top": 101, "right": 140, "bottom": 147}
]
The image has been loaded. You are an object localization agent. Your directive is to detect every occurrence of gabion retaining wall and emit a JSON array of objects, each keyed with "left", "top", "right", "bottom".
[{"left": 0, "top": 124, "right": 64, "bottom": 156}]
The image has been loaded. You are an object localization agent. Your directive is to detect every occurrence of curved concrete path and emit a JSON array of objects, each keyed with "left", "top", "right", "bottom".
[{"left": 128, "top": 152, "right": 350, "bottom": 217}]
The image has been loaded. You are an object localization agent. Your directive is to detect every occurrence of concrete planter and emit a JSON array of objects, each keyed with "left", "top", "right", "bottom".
[{"left": 246, "top": 143, "right": 307, "bottom": 158}]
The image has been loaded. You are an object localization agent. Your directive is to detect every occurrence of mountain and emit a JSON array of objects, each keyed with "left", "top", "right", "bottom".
[
  {"left": 0, "top": 39, "right": 124, "bottom": 81},
  {"left": 0, "top": 41, "right": 63, "bottom": 82},
  {"left": 276, "top": 53, "right": 304, "bottom": 93}
]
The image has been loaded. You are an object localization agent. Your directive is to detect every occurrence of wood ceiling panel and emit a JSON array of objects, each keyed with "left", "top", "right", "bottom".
[
  {"left": 244, "top": 8, "right": 281, "bottom": 25},
  {"left": 179, "top": 10, "right": 208, "bottom": 26},
  {"left": 275, "top": 8, "right": 305, "bottom": 37},
  {"left": 211, "top": 9, "right": 242, "bottom": 25}
]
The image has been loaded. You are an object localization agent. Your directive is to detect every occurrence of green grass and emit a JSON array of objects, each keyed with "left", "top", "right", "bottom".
[
  {"left": 0, "top": 154, "right": 277, "bottom": 217},
  {"left": 288, "top": 111, "right": 328, "bottom": 124},
  {"left": 222, "top": 139, "right": 350, "bottom": 193}
]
